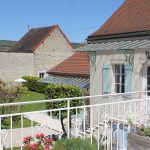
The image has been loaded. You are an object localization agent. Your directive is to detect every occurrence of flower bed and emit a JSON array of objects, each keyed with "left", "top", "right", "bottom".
[{"left": 23, "top": 133, "right": 55, "bottom": 150}]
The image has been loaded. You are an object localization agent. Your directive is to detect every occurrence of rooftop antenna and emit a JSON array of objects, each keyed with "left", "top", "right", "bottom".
[{"left": 27, "top": 25, "right": 30, "bottom": 31}]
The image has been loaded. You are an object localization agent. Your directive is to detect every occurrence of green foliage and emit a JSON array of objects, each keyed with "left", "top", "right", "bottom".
[
  {"left": 2, "top": 116, "right": 37, "bottom": 129},
  {"left": 22, "top": 76, "right": 47, "bottom": 93},
  {"left": 20, "top": 86, "right": 28, "bottom": 94},
  {"left": 0, "top": 40, "right": 16, "bottom": 47},
  {"left": 144, "top": 127, "right": 150, "bottom": 137},
  {"left": 72, "top": 42, "right": 86, "bottom": 49},
  {"left": 45, "top": 84, "right": 83, "bottom": 119},
  {"left": 54, "top": 138, "right": 97, "bottom": 150},
  {"left": 138, "top": 124, "right": 150, "bottom": 137}
]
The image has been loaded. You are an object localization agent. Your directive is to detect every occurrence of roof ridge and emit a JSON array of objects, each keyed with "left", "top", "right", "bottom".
[
  {"left": 89, "top": 0, "right": 150, "bottom": 40},
  {"left": 29, "top": 25, "right": 56, "bottom": 30}
]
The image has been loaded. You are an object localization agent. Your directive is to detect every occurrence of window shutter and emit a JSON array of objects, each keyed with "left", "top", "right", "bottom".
[
  {"left": 125, "top": 64, "right": 132, "bottom": 92},
  {"left": 102, "top": 64, "right": 110, "bottom": 94}
]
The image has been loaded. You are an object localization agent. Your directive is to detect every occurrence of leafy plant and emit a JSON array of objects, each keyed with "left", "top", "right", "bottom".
[
  {"left": 22, "top": 76, "right": 47, "bottom": 93},
  {"left": 20, "top": 86, "right": 28, "bottom": 94},
  {"left": 0, "top": 80, "right": 21, "bottom": 125},
  {"left": 54, "top": 137, "right": 97, "bottom": 150},
  {"left": 45, "top": 84, "right": 83, "bottom": 136},
  {"left": 138, "top": 124, "right": 150, "bottom": 137}
]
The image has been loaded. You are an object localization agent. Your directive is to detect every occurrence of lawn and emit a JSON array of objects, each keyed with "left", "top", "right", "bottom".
[
  {"left": 2, "top": 117, "right": 37, "bottom": 129},
  {"left": 1, "top": 91, "right": 46, "bottom": 129},
  {"left": 0, "top": 90, "right": 46, "bottom": 114},
  {"left": 19, "top": 91, "right": 46, "bottom": 112}
]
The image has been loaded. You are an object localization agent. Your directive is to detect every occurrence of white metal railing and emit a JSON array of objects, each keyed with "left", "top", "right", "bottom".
[{"left": 0, "top": 91, "right": 149, "bottom": 150}]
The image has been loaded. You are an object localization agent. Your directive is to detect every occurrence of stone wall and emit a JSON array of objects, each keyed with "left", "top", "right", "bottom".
[
  {"left": 0, "top": 52, "right": 34, "bottom": 81},
  {"left": 0, "top": 27, "right": 74, "bottom": 81},
  {"left": 33, "top": 27, "right": 74, "bottom": 76}
]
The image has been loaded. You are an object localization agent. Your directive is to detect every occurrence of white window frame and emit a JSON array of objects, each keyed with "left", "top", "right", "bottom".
[{"left": 114, "top": 64, "right": 125, "bottom": 93}]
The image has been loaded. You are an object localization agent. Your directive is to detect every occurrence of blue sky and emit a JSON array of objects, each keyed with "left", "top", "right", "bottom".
[{"left": 0, "top": 0, "right": 124, "bottom": 42}]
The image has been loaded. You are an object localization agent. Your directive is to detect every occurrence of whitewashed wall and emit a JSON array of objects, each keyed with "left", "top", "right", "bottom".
[{"left": 90, "top": 49, "right": 147, "bottom": 104}]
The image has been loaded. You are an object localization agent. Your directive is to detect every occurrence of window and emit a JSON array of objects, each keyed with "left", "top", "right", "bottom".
[
  {"left": 115, "top": 64, "right": 125, "bottom": 93},
  {"left": 39, "top": 72, "right": 46, "bottom": 78}
]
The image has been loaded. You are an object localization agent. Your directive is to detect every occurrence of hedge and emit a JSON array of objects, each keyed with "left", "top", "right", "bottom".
[
  {"left": 22, "top": 76, "right": 47, "bottom": 93},
  {"left": 45, "top": 84, "right": 83, "bottom": 118}
]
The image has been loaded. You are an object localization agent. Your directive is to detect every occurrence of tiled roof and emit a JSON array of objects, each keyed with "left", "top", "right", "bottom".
[
  {"left": 47, "top": 52, "right": 90, "bottom": 77},
  {"left": 11, "top": 25, "right": 73, "bottom": 53},
  {"left": 90, "top": 0, "right": 150, "bottom": 37}
]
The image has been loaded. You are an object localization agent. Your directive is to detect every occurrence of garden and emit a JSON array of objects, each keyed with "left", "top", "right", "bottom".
[{"left": 0, "top": 76, "right": 101, "bottom": 150}]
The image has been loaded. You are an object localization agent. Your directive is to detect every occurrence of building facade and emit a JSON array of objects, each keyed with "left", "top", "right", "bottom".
[
  {"left": 77, "top": 0, "right": 150, "bottom": 102},
  {"left": 0, "top": 25, "right": 74, "bottom": 81}
]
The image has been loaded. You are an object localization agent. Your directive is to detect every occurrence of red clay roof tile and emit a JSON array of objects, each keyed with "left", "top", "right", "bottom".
[
  {"left": 90, "top": 0, "right": 150, "bottom": 37},
  {"left": 47, "top": 52, "right": 90, "bottom": 77}
]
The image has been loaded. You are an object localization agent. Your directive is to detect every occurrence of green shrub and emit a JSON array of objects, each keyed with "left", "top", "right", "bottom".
[
  {"left": 138, "top": 124, "right": 150, "bottom": 137},
  {"left": 19, "top": 86, "right": 28, "bottom": 94},
  {"left": 54, "top": 138, "right": 97, "bottom": 150},
  {"left": 22, "top": 76, "right": 47, "bottom": 93},
  {"left": 45, "top": 84, "right": 83, "bottom": 136},
  {"left": 45, "top": 84, "right": 83, "bottom": 118}
]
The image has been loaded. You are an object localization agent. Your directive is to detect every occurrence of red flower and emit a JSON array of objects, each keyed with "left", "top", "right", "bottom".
[
  {"left": 40, "top": 133, "right": 45, "bottom": 138},
  {"left": 44, "top": 138, "right": 54, "bottom": 144},
  {"left": 32, "top": 143, "right": 37, "bottom": 149},
  {"left": 44, "top": 145, "right": 50, "bottom": 150},
  {"left": 23, "top": 137, "right": 29, "bottom": 143},
  {"left": 35, "top": 134, "right": 40, "bottom": 139},
  {"left": 23, "top": 133, "right": 54, "bottom": 150},
  {"left": 36, "top": 133, "right": 45, "bottom": 139}
]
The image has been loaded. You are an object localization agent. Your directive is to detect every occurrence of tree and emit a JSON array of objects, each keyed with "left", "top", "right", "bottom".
[
  {"left": 0, "top": 80, "right": 21, "bottom": 126},
  {"left": 45, "top": 84, "right": 83, "bottom": 137}
]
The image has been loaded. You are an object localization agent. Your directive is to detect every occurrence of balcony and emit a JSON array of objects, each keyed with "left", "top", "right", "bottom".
[{"left": 0, "top": 91, "right": 150, "bottom": 150}]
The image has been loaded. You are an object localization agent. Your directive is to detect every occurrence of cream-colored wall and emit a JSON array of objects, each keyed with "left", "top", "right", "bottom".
[
  {"left": 33, "top": 27, "right": 74, "bottom": 76},
  {"left": 0, "top": 27, "right": 74, "bottom": 81},
  {"left": 0, "top": 52, "right": 34, "bottom": 81},
  {"left": 90, "top": 49, "right": 148, "bottom": 126},
  {"left": 90, "top": 49, "right": 147, "bottom": 98}
]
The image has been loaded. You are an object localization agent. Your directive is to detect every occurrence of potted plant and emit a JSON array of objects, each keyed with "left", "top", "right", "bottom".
[{"left": 128, "top": 123, "right": 150, "bottom": 150}]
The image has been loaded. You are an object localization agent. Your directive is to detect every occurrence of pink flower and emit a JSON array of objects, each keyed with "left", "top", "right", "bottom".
[
  {"left": 40, "top": 133, "right": 45, "bottom": 138},
  {"left": 23, "top": 133, "right": 54, "bottom": 150},
  {"left": 23, "top": 137, "right": 29, "bottom": 143},
  {"left": 44, "top": 138, "right": 54, "bottom": 144},
  {"left": 32, "top": 143, "right": 37, "bottom": 149},
  {"left": 44, "top": 145, "right": 49, "bottom": 150},
  {"left": 36, "top": 133, "right": 40, "bottom": 139},
  {"left": 36, "top": 133, "right": 45, "bottom": 139}
]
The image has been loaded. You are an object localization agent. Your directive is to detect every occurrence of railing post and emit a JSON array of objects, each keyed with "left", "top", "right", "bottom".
[
  {"left": 146, "top": 90, "right": 148, "bottom": 115},
  {"left": 67, "top": 99, "right": 70, "bottom": 138},
  {"left": 90, "top": 107, "right": 93, "bottom": 145},
  {"left": 10, "top": 116, "right": 12, "bottom": 150}
]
